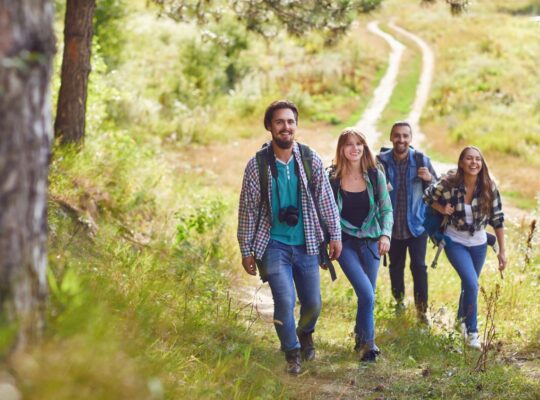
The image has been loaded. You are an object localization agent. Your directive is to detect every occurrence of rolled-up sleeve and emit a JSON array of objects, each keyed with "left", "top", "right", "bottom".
[
  {"left": 424, "top": 179, "right": 446, "bottom": 206},
  {"left": 376, "top": 169, "right": 393, "bottom": 238},
  {"left": 489, "top": 186, "right": 504, "bottom": 228}
]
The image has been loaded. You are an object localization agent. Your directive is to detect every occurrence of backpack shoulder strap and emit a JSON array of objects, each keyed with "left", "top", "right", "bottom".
[
  {"left": 376, "top": 153, "right": 390, "bottom": 183},
  {"left": 326, "top": 165, "right": 339, "bottom": 202},
  {"left": 414, "top": 150, "right": 425, "bottom": 169},
  {"left": 414, "top": 150, "right": 430, "bottom": 189},
  {"left": 255, "top": 146, "right": 274, "bottom": 216},
  {"left": 298, "top": 143, "right": 314, "bottom": 190},
  {"left": 367, "top": 167, "right": 379, "bottom": 205}
]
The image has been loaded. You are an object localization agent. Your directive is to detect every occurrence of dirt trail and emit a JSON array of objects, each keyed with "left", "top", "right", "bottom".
[
  {"left": 354, "top": 21, "right": 405, "bottom": 147},
  {"left": 388, "top": 21, "right": 434, "bottom": 148}
]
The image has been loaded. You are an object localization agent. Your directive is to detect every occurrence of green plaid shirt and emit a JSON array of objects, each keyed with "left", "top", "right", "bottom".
[
  {"left": 335, "top": 169, "right": 394, "bottom": 240},
  {"left": 423, "top": 178, "right": 504, "bottom": 233}
]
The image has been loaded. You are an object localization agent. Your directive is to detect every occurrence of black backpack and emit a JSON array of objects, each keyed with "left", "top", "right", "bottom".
[
  {"left": 255, "top": 142, "right": 314, "bottom": 217},
  {"left": 377, "top": 147, "right": 429, "bottom": 190},
  {"left": 254, "top": 143, "right": 337, "bottom": 280}
]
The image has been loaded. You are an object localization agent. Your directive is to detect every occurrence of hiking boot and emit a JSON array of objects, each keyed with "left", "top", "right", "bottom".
[
  {"left": 296, "top": 327, "right": 315, "bottom": 361},
  {"left": 354, "top": 335, "right": 362, "bottom": 353},
  {"left": 360, "top": 347, "right": 381, "bottom": 362},
  {"left": 285, "top": 349, "right": 301, "bottom": 375},
  {"left": 467, "top": 332, "right": 482, "bottom": 350}
]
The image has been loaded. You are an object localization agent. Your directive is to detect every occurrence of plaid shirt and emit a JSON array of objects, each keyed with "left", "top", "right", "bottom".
[
  {"left": 423, "top": 178, "right": 504, "bottom": 233},
  {"left": 393, "top": 157, "right": 411, "bottom": 240},
  {"left": 238, "top": 142, "right": 341, "bottom": 259}
]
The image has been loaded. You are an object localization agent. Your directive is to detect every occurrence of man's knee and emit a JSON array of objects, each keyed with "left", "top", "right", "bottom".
[{"left": 304, "top": 295, "right": 322, "bottom": 316}]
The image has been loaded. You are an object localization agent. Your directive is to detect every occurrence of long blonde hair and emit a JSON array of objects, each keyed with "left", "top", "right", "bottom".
[{"left": 333, "top": 127, "right": 377, "bottom": 179}]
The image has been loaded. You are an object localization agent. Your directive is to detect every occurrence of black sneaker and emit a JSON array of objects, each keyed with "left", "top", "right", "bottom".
[
  {"left": 296, "top": 327, "right": 316, "bottom": 361},
  {"left": 285, "top": 348, "right": 302, "bottom": 375}
]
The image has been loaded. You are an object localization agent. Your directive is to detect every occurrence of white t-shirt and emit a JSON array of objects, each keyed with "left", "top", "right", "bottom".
[{"left": 445, "top": 204, "right": 487, "bottom": 246}]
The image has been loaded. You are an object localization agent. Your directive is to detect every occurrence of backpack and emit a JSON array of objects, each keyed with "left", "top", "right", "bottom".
[
  {"left": 377, "top": 147, "right": 429, "bottom": 190},
  {"left": 255, "top": 142, "right": 313, "bottom": 217},
  {"left": 255, "top": 142, "right": 337, "bottom": 280}
]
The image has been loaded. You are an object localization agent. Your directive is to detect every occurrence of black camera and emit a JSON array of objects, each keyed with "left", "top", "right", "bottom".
[{"left": 278, "top": 206, "right": 299, "bottom": 226}]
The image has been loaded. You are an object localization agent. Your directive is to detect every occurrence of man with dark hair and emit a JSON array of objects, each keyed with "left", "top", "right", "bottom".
[
  {"left": 238, "top": 100, "right": 341, "bottom": 374},
  {"left": 377, "top": 121, "right": 437, "bottom": 323}
]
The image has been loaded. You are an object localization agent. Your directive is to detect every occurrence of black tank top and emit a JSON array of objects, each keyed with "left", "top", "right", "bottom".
[{"left": 340, "top": 189, "right": 370, "bottom": 230}]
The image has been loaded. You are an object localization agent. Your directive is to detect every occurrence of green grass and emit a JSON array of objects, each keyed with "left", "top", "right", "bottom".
[{"left": 5, "top": 1, "right": 540, "bottom": 398}]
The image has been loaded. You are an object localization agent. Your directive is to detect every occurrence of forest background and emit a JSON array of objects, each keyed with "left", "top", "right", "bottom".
[{"left": 0, "top": 0, "right": 539, "bottom": 399}]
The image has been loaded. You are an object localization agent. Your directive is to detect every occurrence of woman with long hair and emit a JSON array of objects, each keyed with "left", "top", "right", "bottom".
[
  {"left": 329, "top": 127, "right": 393, "bottom": 361},
  {"left": 424, "top": 146, "right": 506, "bottom": 349}
]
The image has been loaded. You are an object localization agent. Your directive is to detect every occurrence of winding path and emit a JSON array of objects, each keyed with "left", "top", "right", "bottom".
[{"left": 354, "top": 21, "right": 405, "bottom": 147}]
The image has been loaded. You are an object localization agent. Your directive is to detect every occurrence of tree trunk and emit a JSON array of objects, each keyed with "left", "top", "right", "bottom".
[
  {"left": 0, "top": 0, "right": 56, "bottom": 351},
  {"left": 54, "top": 0, "right": 96, "bottom": 145}
]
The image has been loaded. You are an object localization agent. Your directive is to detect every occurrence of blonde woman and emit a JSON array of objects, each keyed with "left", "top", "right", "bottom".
[{"left": 328, "top": 128, "right": 393, "bottom": 361}]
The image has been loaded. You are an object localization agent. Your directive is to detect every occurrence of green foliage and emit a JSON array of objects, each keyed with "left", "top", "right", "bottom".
[
  {"left": 154, "top": 0, "right": 383, "bottom": 42},
  {"left": 94, "top": 0, "right": 127, "bottom": 69},
  {"left": 175, "top": 198, "right": 226, "bottom": 243}
]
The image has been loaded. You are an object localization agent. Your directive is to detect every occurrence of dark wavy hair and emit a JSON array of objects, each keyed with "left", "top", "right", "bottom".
[
  {"left": 389, "top": 121, "right": 413, "bottom": 138},
  {"left": 444, "top": 146, "right": 495, "bottom": 216},
  {"left": 333, "top": 127, "right": 377, "bottom": 179},
  {"left": 263, "top": 100, "right": 299, "bottom": 130}
]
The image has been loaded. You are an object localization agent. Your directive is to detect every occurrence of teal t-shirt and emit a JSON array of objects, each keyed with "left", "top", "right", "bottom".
[{"left": 270, "top": 157, "right": 305, "bottom": 245}]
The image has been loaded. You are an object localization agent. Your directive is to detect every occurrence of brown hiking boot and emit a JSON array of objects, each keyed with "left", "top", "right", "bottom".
[
  {"left": 285, "top": 349, "right": 301, "bottom": 375},
  {"left": 296, "top": 327, "right": 316, "bottom": 361}
]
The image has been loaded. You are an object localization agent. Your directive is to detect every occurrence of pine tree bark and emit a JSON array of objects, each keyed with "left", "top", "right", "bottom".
[
  {"left": 54, "top": 0, "right": 96, "bottom": 145},
  {"left": 0, "top": 0, "right": 56, "bottom": 351}
]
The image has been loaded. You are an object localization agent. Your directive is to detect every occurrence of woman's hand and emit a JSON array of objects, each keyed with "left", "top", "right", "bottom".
[
  {"left": 432, "top": 202, "right": 454, "bottom": 216},
  {"left": 378, "top": 235, "right": 390, "bottom": 256},
  {"left": 497, "top": 251, "right": 507, "bottom": 271}
]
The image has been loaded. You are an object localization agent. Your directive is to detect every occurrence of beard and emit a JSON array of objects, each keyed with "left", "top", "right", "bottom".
[
  {"left": 393, "top": 143, "right": 408, "bottom": 154},
  {"left": 272, "top": 131, "right": 294, "bottom": 149}
]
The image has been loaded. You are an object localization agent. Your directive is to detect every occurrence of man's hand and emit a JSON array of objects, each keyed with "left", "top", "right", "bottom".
[
  {"left": 242, "top": 256, "right": 257, "bottom": 276},
  {"left": 328, "top": 240, "right": 342, "bottom": 260},
  {"left": 378, "top": 235, "right": 390, "bottom": 256},
  {"left": 418, "top": 167, "right": 432, "bottom": 182}
]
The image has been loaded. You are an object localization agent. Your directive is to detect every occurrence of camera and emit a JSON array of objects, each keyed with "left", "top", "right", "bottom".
[{"left": 278, "top": 206, "right": 299, "bottom": 226}]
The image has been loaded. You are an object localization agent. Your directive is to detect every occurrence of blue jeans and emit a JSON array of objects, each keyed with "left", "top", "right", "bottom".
[
  {"left": 338, "top": 238, "right": 380, "bottom": 349},
  {"left": 444, "top": 241, "right": 487, "bottom": 333},
  {"left": 262, "top": 239, "right": 321, "bottom": 352}
]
